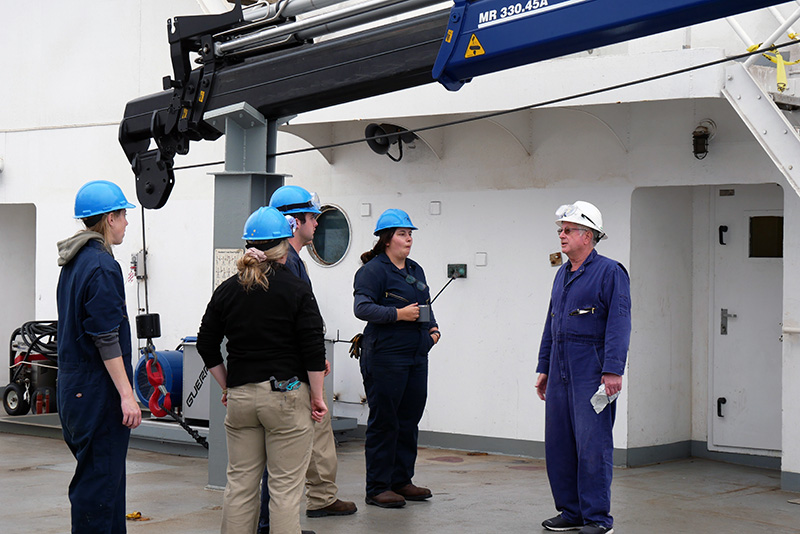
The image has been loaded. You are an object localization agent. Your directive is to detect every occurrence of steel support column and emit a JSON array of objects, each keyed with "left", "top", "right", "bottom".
[{"left": 203, "top": 102, "right": 284, "bottom": 488}]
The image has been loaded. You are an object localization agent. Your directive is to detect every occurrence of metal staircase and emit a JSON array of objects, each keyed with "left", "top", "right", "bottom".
[
  {"left": 722, "top": 63, "right": 800, "bottom": 195},
  {"left": 723, "top": 4, "right": 800, "bottom": 195}
]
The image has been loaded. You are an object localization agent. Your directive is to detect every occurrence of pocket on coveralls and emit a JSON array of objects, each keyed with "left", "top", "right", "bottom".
[
  {"left": 589, "top": 345, "right": 605, "bottom": 371},
  {"left": 59, "top": 376, "right": 108, "bottom": 446}
]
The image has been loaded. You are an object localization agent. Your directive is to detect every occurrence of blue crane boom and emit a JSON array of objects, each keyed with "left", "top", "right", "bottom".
[{"left": 433, "top": 0, "right": 791, "bottom": 90}]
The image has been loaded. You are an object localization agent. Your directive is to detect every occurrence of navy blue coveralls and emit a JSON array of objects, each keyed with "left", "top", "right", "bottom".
[
  {"left": 57, "top": 240, "right": 133, "bottom": 534},
  {"left": 353, "top": 253, "right": 437, "bottom": 497},
  {"left": 536, "top": 249, "right": 631, "bottom": 529},
  {"left": 284, "top": 245, "right": 312, "bottom": 287}
]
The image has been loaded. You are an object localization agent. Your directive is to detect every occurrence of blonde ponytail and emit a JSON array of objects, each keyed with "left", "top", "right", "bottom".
[{"left": 237, "top": 240, "right": 290, "bottom": 292}]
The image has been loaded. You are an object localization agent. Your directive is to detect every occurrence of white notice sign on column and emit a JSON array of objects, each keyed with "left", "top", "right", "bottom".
[{"left": 214, "top": 249, "right": 243, "bottom": 289}]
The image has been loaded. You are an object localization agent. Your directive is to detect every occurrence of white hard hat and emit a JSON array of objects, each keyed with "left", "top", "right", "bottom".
[{"left": 555, "top": 201, "right": 607, "bottom": 240}]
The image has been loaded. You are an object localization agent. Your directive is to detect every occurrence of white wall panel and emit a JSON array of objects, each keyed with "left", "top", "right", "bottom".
[
  {"left": 0, "top": 0, "right": 797, "bottom": 466},
  {"left": 629, "top": 187, "right": 694, "bottom": 448}
]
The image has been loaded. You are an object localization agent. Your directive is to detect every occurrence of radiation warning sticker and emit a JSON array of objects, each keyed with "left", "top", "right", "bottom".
[{"left": 465, "top": 34, "right": 485, "bottom": 58}]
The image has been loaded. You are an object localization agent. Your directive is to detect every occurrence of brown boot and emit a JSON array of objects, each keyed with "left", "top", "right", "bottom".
[
  {"left": 365, "top": 490, "right": 406, "bottom": 508},
  {"left": 393, "top": 483, "right": 432, "bottom": 501},
  {"left": 306, "top": 498, "right": 358, "bottom": 517}
]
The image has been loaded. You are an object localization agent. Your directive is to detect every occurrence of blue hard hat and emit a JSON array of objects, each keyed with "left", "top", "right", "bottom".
[
  {"left": 269, "top": 185, "right": 322, "bottom": 215},
  {"left": 242, "top": 206, "right": 293, "bottom": 241},
  {"left": 373, "top": 208, "right": 418, "bottom": 236},
  {"left": 74, "top": 180, "right": 136, "bottom": 218}
]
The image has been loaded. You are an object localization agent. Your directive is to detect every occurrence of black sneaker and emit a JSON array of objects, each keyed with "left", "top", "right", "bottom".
[
  {"left": 257, "top": 529, "right": 315, "bottom": 534},
  {"left": 579, "top": 524, "right": 614, "bottom": 534},
  {"left": 542, "top": 514, "right": 583, "bottom": 531}
]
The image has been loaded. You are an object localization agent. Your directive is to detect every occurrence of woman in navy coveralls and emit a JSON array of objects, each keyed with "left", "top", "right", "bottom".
[
  {"left": 56, "top": 180, "right": 142, "bottom": 534},
  {"left": 353, "top": 209, "right": 441, "bottom": 508}
]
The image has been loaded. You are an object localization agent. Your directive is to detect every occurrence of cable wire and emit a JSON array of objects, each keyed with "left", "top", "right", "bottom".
[
  {"left": 140, "top": 208, "right": 150, "bottom": 314},
  {"left": 171, "top": 39, "right": 798, "bottom": 170},
  {"left": 9, "top": 321, "right": 58, "bottom": 383},
  {"left": 278, "top": 41, "right": 798, "bottom": 156}
]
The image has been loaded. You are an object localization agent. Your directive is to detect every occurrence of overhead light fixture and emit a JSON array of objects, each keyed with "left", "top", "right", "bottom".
[
  {"left": 364, "top": 123, "right": 417, "bottom": 162},
  {"left": 692, "top": 118, "right": 716, "bottom": 160}
]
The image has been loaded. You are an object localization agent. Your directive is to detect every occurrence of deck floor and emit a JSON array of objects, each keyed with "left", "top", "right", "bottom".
[{"left": 2, "top": 431, "right": 799, "bottom": 533}]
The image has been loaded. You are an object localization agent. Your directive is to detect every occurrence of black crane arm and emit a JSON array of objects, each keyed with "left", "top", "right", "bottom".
[
  {"left": 120, "top": 0, "right": 792, "bottom": 209},
  {"left": 119, "top": 2, "right": 450, "bottom": 209}
]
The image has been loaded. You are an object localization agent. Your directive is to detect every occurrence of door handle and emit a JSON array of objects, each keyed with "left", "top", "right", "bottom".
[
  {"left": 721, "top": 308, "right": 737, "bottom": 335},
  {"left": 717, "top": 397, "right": 727, "bottom": 417},
  {"left": 719, "top": 225, "right": 728, "bottom": 245}
]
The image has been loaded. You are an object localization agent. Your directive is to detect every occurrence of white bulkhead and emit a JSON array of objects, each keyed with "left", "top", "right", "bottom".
[{"left": 2, "top": 0, "right": 800, "bottom": 489}]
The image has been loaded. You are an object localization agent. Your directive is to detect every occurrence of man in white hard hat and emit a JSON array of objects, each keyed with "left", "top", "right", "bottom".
[{"left": 535, "top": 201, "right": 631, "bottom": 534}]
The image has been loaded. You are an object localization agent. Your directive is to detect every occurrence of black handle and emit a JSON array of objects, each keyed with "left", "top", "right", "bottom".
[
  {"left": 718, "top": 225, "right": 728, "bottom": 245},
  {"left": 717, "top": 397, "right": 727, "bottom": 417}
]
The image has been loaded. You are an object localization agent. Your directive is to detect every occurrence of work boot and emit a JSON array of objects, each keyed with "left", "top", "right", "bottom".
[
  {"left": 542, "top": 514, "right": 583, "bottom": 531},
  {"left": 365, "top": 490, "right": 406, "bottom": 508},
  {"left": 306, "top": 498, "right": 358, "bottom": 517},
  {"left": 393, "top": 483, "right": 432, "bottom": 501}
]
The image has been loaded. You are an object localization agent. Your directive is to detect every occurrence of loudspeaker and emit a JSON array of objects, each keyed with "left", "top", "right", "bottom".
[{"left": 365, "top": 123, "right": 399, "bottom": 155}]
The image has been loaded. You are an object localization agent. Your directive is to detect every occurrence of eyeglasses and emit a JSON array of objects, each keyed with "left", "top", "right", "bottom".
[
  {"left": 405, "top": 274, "right": 427, "bottom": 291},
  {"left": 556, "top": 204, "right": 578, "bottom": 218},
  {"left": 557, "top": 227, "right": 587, "bottom": 236},
  {"left": 278, "top": 192, "right": 321, "bottom": 213},
  {"left": 556, "top": 203, "right": 598, "bottom": 229},
  {"left": 309, "top": 192, "right": 321, "bottom": 212}
]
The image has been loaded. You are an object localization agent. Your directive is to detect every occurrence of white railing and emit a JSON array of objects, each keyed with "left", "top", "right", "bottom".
[{"left": 726, "top": 2, "right": 800, "bottom": 67}]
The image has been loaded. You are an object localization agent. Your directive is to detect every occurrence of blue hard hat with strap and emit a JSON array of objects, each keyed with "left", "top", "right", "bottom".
[
  {"left": 74, "top": 180, "right": 136, "bottom": 218},
  {"left": 243, "top": 206, "right": 293, "bottom": 240},
  {"left": 269, "top": 185, "right": 322, "bottom": 215},
  {"left": 373, "top": 208, "right": 418, "bottom": 235}
]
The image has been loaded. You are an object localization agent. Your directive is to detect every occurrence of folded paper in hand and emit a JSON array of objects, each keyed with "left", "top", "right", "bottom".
[{"left": 590, "top": 383, "right": 619, "bottom": 414}]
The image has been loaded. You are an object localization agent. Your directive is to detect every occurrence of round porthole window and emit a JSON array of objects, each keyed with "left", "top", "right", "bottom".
[{"left": 309, "top": 205, "right": 351, "bottom": 266}]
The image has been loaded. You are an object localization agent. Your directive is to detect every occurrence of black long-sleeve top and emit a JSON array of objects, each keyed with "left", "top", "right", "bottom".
[{"left": 196, "top": 264, "right": 326, "bottom": 388}]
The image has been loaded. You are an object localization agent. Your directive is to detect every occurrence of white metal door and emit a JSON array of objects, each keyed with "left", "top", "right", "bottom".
[{"left": 711, "top": 184, "right": 782, "bottom": 453}]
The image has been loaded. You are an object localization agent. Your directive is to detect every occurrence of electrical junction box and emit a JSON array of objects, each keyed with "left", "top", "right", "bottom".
[
  {"left": 448, "top": 263, "right": 467, "bottom": 278},
  {"left": 130, "top": 249, "right": 147, "bottom": 280}
]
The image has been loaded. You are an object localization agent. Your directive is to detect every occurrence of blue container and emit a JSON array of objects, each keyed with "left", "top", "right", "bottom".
[{"left": 134, "top": 349, "right": 184, "bottom": 415}]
